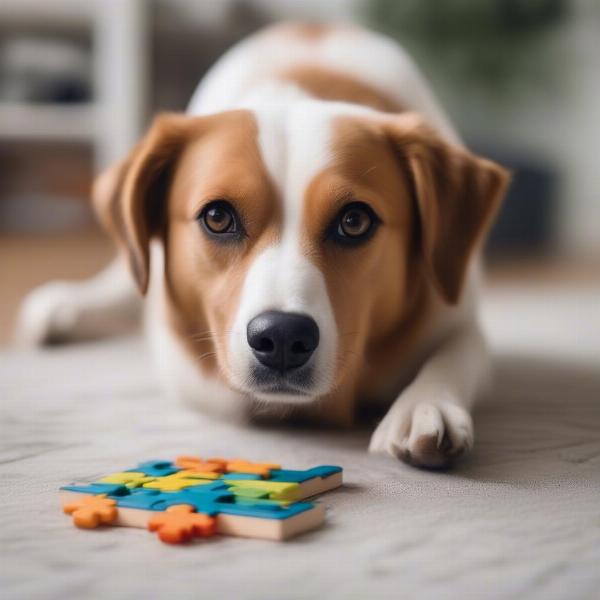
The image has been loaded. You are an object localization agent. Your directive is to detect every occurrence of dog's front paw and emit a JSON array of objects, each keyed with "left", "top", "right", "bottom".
[
  {"left": 369, "top": 401, "right": 474, "bottom": 469},
  {"left": 16, "top": 281, "right": 81, "bottom": 346}
]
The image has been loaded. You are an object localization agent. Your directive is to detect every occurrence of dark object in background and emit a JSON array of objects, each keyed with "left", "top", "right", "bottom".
[
  {"left": 474, "top": 143, "right": 558, "bottom": 256},
  {"left": 0, "top": 36, "right": 91, "bottom": 103}
]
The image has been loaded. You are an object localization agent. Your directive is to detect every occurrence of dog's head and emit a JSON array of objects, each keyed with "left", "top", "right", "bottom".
[{"left": 94, "top": 104, "right": 508, "bottom": 406}]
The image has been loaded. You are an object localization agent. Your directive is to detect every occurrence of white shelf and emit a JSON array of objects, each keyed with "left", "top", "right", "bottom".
[
  {"left": 0, "top": 103, "right": 96, "bottom": 142},
  {"left": 0, "top": 0, "right": 148, "bottom": 169},
  {"left": 0, "top": 0, "right": 93, "bottom": 27}
]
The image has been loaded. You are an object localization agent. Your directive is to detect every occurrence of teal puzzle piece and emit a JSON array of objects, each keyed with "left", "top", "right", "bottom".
[
  {"left": 127, "top": 460, "right": 180, "bottom": 477},
  {"left": 223, "top": 472, "right": 262, "bottom": 480},
  {"left": 153, "top": 491, "right": 314, "bottom": 520},
  {"left": 269, "top": 466, "right": 342, "bottom": 483},
  {"left": 61, "top": 483, "right": 131, "bottom": 496}
]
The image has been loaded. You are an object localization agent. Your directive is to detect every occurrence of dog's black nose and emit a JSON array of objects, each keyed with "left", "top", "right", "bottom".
[{"left": 247, "top": 311, "right": 320, "bottom": 372}]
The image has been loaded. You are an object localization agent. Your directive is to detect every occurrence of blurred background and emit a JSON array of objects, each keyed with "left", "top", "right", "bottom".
[{"left": 1, "top": 0, "right": 599, "bottom": 345}]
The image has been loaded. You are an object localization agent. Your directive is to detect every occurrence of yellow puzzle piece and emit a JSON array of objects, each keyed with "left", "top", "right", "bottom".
[
  {"left": 99, "top": 471, "right": 155, "bottom": 488},
  {"left": 172, "top": 470, "right": 220, "bottom": 481},
  {"left": 143, "top": 471, "right": 219, "bottom": 492}
]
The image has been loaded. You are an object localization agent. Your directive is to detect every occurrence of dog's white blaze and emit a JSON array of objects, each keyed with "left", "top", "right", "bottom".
[{"left": 227, "top": 91, "right": 351, "bottom": 403}]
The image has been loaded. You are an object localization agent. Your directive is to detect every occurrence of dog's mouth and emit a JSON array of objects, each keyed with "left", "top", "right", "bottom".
[{"left": 248, "top": 364, "right": 316, "bottom": 401}]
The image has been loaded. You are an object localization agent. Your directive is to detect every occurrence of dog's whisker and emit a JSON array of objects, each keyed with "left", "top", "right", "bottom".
[
  {"left": 195, "top": 351, "right": 217, "bottom": 363},
  {"left": 188, "top": 330, "right": 233, "bottom": 344}
]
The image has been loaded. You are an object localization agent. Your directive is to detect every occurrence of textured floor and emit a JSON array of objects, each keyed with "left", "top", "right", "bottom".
[{"left": 1, "top": 283, "right": 599, "bottom": 600}]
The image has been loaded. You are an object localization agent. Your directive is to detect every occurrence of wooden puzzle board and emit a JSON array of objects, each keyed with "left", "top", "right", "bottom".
[{"left": 60, "top": 456, "right": 343, "bottom": 543}]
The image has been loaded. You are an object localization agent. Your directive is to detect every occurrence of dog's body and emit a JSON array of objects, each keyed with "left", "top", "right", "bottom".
[{"left": 18, "top": 24, "right": 509, "bottom": 468}]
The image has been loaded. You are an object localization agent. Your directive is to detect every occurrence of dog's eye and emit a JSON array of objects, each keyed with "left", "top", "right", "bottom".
[
  {"left": 329, "top": 202, "right": 378, "bottom": 245},
  {"left": 199, "top": 200, "right": 239, "bottom": 236},
  {"left": 339, "top": 206, "right": 372, "bottom": 238},
  {"left": 203, "top": 202, "right": 234, "bottom": 233}
]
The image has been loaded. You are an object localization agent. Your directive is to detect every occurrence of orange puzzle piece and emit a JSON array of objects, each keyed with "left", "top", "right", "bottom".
[
  {"left": 147, "top": 505, "right": 217, "bottom": 544},
  {"left": 224, "top": 459, "right": 281, "bottom": 478},
  {"left": 175, "top": 455, "right": 227, "bottom": 473},
  {"left": 63, "top": 494, "right": 118, "bottom": 529},
  {"left": 175, "top": 456, "right": 281, "bottom": 477}
]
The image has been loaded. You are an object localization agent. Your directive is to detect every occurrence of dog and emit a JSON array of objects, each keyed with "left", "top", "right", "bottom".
[{"left": 18, "top": 23, "right": 509, "bottom": 468}]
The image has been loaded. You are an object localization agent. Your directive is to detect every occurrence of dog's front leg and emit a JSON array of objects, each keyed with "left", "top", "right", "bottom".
[
  {"left": 369, "top": 324, "right": 490, "bottom": 468},
  {"left": 16, "top": 258, "right": 140, "bottom": 345}
]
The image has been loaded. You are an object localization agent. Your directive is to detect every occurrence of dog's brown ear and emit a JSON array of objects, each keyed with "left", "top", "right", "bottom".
[
  {"left": 385, "top": 114, "right": 510, "bottom": 304},
  {"left": 92, "top": 113, "right": 191, "bottom": 295}
]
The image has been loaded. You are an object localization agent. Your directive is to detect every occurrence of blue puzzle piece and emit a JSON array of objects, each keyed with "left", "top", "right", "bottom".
[
  {"left": 224, "top": 472, "right": 262, "bottom": 480},
  {"left": 269, "top": 466, "right": 342, "bottom": 483},
  {"left": 124, "top": 481, "right": 314, "bottom": 520},
  {"left": 62, "top": 483, "right": 165, "bottom": 510},
  {"left": 113, "top": 488, "right": 163, "bottom": 510},
  {"left": 150, "top": 490, "right": 235, "bottom": 515},
  {"left": 110, "top": 482, "right": 234, "bottom": 513},
  {"left": 217, "top": 499, "right": 315, "bottom": 520},
  {"left": 61, "top": 483, "right": 131, "bottom": 497},
  {"left": 127, "top": 459, "right": 180, "bottom": 477},
  {"left": 235, "top": 496, "right": 290, "bottom": 507},
  {"left": 158, "top": 491, "right": 314, "bottom": 520},
  {"left": 182, "top": 481, "right": 230, "bottom": 494}
]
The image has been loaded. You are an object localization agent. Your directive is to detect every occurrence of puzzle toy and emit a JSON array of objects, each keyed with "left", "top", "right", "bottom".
[{"left": 60, "top": 456, "right": 343, "bottom": 544}]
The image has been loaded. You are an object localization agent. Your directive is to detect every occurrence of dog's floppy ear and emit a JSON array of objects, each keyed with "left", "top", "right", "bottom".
[
  {"left": 384, "top": 113, "right": 510, "bottom": 304},
  {"left": 92, "top": 113, "right": 191, "bottom": 295}
]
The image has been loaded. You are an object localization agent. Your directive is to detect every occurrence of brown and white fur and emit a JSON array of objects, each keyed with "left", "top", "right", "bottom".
[{"left": 17, "top": 24, "right": 509, "bottom": 468}]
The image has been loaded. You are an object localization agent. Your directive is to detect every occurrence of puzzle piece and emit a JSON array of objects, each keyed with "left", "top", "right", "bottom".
[
  {"left": 111, "top": 488, "right": 163, "bottom": 510},
  {"left": 101, "top": 481, "right": 311, "bottom": 521},
  {"left": 234, "top": 496, "right": 291, "bottom": 507},
  {"left": 175, "top": 456, "right": 227, "bottom": 473},
  {"left": 174, "top": 456, "right": 286, "bottom": 478},
  {"left": 99, "top": 471, "right": 155, "bottom": 488},
  {"left": 222, "top": 478, "right": 299, "bottom": 501},
  {"left": 180, "top": 480, "right": 231, "bottom": 495},
  {"left": 268, "top": 466, "right": 344, "bottom": 500},
  {"left": 150, "top": 489, "right": 234, "bottom": 515},
  {"left": 215, "top": 499, "right": 315, "bottom": 520},
  {"left": 143, "top": 472, "right": 218, "bottom": 492},
  {"left": 221, "top": 472, "right": 262, "bottom": 480},
  {"left": 172, "top": 470, "right": 220, "bottom": 481},
  {"left": 269, "top": 466, "right": 342, "bottom": 483},
  {"left": 153, "top": 490, "right": 314, "bottom": 521},
  {"left": 63, "top": 494, "right": 118, "bottom": 529},
  {"left": 62, "top": 482, "right": 131, "bottom": 497},
  {"left": 225, "top": 459, "right": 281, "bottom": 478},
  {"left": 228, "top": 487, "right": 271, "bottom": 500},
  {"left": 148, "top": 505, "right": 217, "bottom": 544},
  {"left": 128, "top": 460, "right": 180, "bottom": 477}
]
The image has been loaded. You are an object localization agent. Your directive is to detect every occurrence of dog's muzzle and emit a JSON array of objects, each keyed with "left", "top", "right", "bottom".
[{"left": 246, "top": 310, "right": 319, "bottom": 394}]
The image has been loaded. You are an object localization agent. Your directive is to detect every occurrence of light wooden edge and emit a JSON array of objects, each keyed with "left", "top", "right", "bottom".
[{"left": 296, "top": 471, "right": 343, "bottom": 500}]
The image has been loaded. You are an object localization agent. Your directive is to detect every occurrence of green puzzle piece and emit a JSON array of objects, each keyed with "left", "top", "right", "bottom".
[
  {"left": 223, "top": 479, "right": 299, "bottom": 500},
  {"left": 228, "top": 486, "right": 271, "bottom": 499}
]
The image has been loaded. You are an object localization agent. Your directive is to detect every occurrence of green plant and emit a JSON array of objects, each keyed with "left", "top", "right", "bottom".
[{"left": 367, "top": 0, "right": 568, "bottom": 97}]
